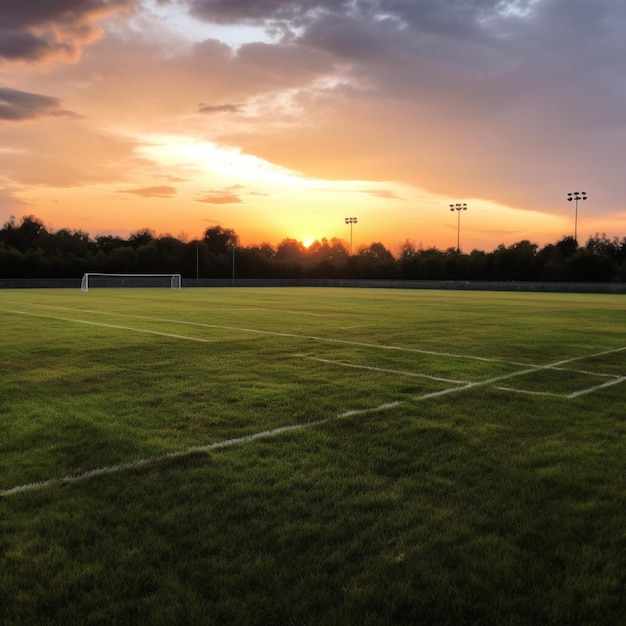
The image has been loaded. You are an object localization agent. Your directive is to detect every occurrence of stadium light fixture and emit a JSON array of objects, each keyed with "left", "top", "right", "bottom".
[
  {"left": 567, "top": 191, "right": 587, "bottom": 244},
  {"left": 449, "top": 203, "right": 468, "bottom": 252},
  {"left": 345, "top": 217, "right": 358, "bottom": 255}
]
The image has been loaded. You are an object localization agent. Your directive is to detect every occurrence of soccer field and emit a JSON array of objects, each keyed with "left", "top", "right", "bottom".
[{"left": 1, "top": 287, "right": 625, "bottom": 624}]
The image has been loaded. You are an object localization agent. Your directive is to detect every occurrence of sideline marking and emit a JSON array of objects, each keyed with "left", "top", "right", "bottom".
[
  {"left": 303, "top": 356, "right": 467, "bottom": 384},
  {"left": 494, "top": 386, "right": 565, "bottom": 398},
  {"left": 1, "top": 299, "right": 327, "bottom": 318},
  {"left": 568, "top": 376, "right": 626, "bottom": 398},
  {"left": 8, "top": 310, "right": 216, "bottom": 344},
  {"left": 496, "top": 371, "right": 624, "bottom": 398},
  {"left": 5, "top": 338, "right": 624, "bottom": 496},
  {"left": 416, "top": 346, "right": 626, "bottom": 401},
  {"left": 2, "top": 307, "right": 624, "bottom": 497},
  {"left": 2, "top": 306, "right": 539, "bottom": 369},
  {"left": 0, "top": 402, "right": 402, "bottom": 497},
  {"left": 216, "top": 307, "right": 328, "bottom": 317}
]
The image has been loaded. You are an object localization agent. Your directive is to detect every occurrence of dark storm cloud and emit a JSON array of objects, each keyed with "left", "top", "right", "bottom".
[
  {"left": 0, "top": 87, "right": 78, "bottom": 121},
  {"left": 0, "top": 0, "right": 135, "bottom": 62}
]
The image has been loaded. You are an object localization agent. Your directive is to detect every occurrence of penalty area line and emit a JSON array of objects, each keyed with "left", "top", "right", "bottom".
[
  {"left": 7, "top": 310, "right": 216, "bottom": 344},
  {"left": 0, "top": 402, "right": 403, "bottom": 498},
  {"left": 568, "top": 375, "right": 626, "bottom": 398},
  {"left": 301, "top": 355, "right": 467, "bottom": 385},
  {"left": 2, "top": 304, "right": 536, "bottom": 369}
]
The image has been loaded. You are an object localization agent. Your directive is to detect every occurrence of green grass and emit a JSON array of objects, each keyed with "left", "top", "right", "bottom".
[{"left": 1, "top": 287, "right": 625, "bottom": 624}]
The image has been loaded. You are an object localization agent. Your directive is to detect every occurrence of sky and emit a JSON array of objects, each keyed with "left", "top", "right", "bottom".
[{"left": 1, "top": 0, "right": 626, "bottom": 253}]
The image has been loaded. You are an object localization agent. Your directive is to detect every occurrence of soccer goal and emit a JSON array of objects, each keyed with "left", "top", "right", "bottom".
[{"left": 80, "top": 273, "right": 182, "bottom": 292}]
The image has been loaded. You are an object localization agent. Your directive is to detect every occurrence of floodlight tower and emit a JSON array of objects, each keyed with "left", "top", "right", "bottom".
[
  {"left": 567, "top": 191, "right": 587, "bottom": 243},
  {"left": 449, "top": 203, "right": 467, "bottom": 252},
  {"left": 345, "top": 217, "right": 358, "bottom": 254}
]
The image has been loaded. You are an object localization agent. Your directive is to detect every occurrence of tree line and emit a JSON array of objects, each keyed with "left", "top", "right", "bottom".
[{"left": 1, "top": 215, "right": 626, "bottom": 282}]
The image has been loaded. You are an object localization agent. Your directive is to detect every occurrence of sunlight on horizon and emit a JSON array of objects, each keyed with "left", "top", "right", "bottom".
[{"left": 134, "top": 135, "right": 314, "bottom": 187}]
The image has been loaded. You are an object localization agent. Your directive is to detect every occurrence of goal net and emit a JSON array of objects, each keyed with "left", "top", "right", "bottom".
[{"left": 81, "top": 273, "right": 182, "bottom": 292}]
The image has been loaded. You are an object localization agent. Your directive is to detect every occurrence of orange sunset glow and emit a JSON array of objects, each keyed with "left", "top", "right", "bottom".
[{"left": 1, "top": 1, "right": 625, "bottom": 253}]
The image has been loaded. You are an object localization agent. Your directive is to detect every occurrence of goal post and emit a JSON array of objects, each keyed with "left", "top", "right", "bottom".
[{"left": 80, "top": 273, "right": 182, "bottom": 292}]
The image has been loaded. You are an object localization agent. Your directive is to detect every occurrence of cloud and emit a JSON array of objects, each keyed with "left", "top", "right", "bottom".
[
  {"left": 197, "top": 103, "right": 242, "bottom": 114},
  {"left": 0, "top": 0, "right": 136, "bottom": 64},
  {"left": 186, "top": 0, "right": 626, "bottom": 218},
  {"left": 188, "top": 0, "right": 348, "bottom": 26},
  {"left": 195, "top": 188, "right": 242, "bottom": 204},
  {"left": 364, "top": 189, "right": 401, "bottom": 200},
  {"left": 158, "top": 174, "right": 188, "bottom": 183},
  {"left": 0, "top": 87, "right": 78, "bottom": 121},
  {"left": 118, "top": 185, "right": 177, "bottom": 198}
]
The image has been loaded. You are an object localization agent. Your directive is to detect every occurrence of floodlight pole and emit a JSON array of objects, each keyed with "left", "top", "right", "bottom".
[
  {"left": 449, "top": 203, "right": 468, "bottom": 252},
  {"left": 567, "top": 191, "right": 587, "bottom": 244},
  {"left": 345, "top": 217, "right": 357, "bottom": 255},
  {"left": 196, "top": 242, "right": 199, "bottom": 280}
]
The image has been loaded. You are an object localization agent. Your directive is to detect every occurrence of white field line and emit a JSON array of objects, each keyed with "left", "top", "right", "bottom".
[
  {"left": 568, "top": 376, "right": 626, "bottom": 398},
  {"left": 1, "top": 299, "right": 327, "bottom": 318},
  {"left": 493, "top": 386, "right": 566, "bottom": 398},
  {"left": 416, "top": 345, "right": 626, "bottom": 401},
  {"left": 495, "top": 376, "right": 626, "bottom": 398},
  {"left": 0, "top": 402, "right": 402, "bottom": 497},
  {"left": 2, "top": 306, "right": 538, "bottom": 369},
  {"left": 302, "top": 356, "right": 467, "bottom": 384},
  {"left": 4, "top": 343, "right": 623, "bottom": 497},
  {"left": 213, "top": 307, "right": 328, "bottom": 317},
  {"left": 549, "top": 367, "right": 618, "bottom": 378},
  {"left": 2, "top": 306, "right": 624, "bottom": 496},
  {"left": 548, "top": 345, "right": 626, "bottom": 367},
  {"left": 493, "top": 365, "right": 624, "bottom": 397},
  {"left": 339, "top": 324, "right": 374, "bottom": 330},
  {"left": 7, "top": 310, "right": 216, "bottom": 344}
]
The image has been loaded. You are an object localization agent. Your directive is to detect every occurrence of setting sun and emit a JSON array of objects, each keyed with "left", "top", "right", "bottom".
[{"left": 303, "top": 238, "right": 315, "bottom": 248}]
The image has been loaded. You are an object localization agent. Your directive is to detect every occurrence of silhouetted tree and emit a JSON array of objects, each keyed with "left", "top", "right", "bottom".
[
  {"left": 4, "top": 215, "right": 48, "bottom": 250},
  {"left": 275, "top": 238, "right": 306, "bottom": 262},
  {"left": 1, "top": 214, "right": 625, "bottom": 282},
  {"left": 95, "top": 234, "right": 127, "bottom": 254},
  {"left": 128, "top": 228, "right": 155, "bottom": 249},
  {"left": 203, "top": 226, "right": 239, "bottom": 256},
  {"left": 355, "top": 243, "right": 395, "bottom": 278}
]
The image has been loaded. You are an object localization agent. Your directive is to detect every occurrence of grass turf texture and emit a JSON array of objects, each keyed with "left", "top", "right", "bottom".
[{"left": 1, "top": 287, "right": 625, "bottom": 624}]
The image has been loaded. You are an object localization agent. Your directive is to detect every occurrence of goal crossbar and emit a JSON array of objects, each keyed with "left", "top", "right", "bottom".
[{"left": 81, "top": 273, "right": 182, "bottom": 292}]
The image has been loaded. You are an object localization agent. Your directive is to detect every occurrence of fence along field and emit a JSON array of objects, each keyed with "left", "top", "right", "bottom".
[{"left": 1, "top": 287, "right": 625, "bottom": 624}]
